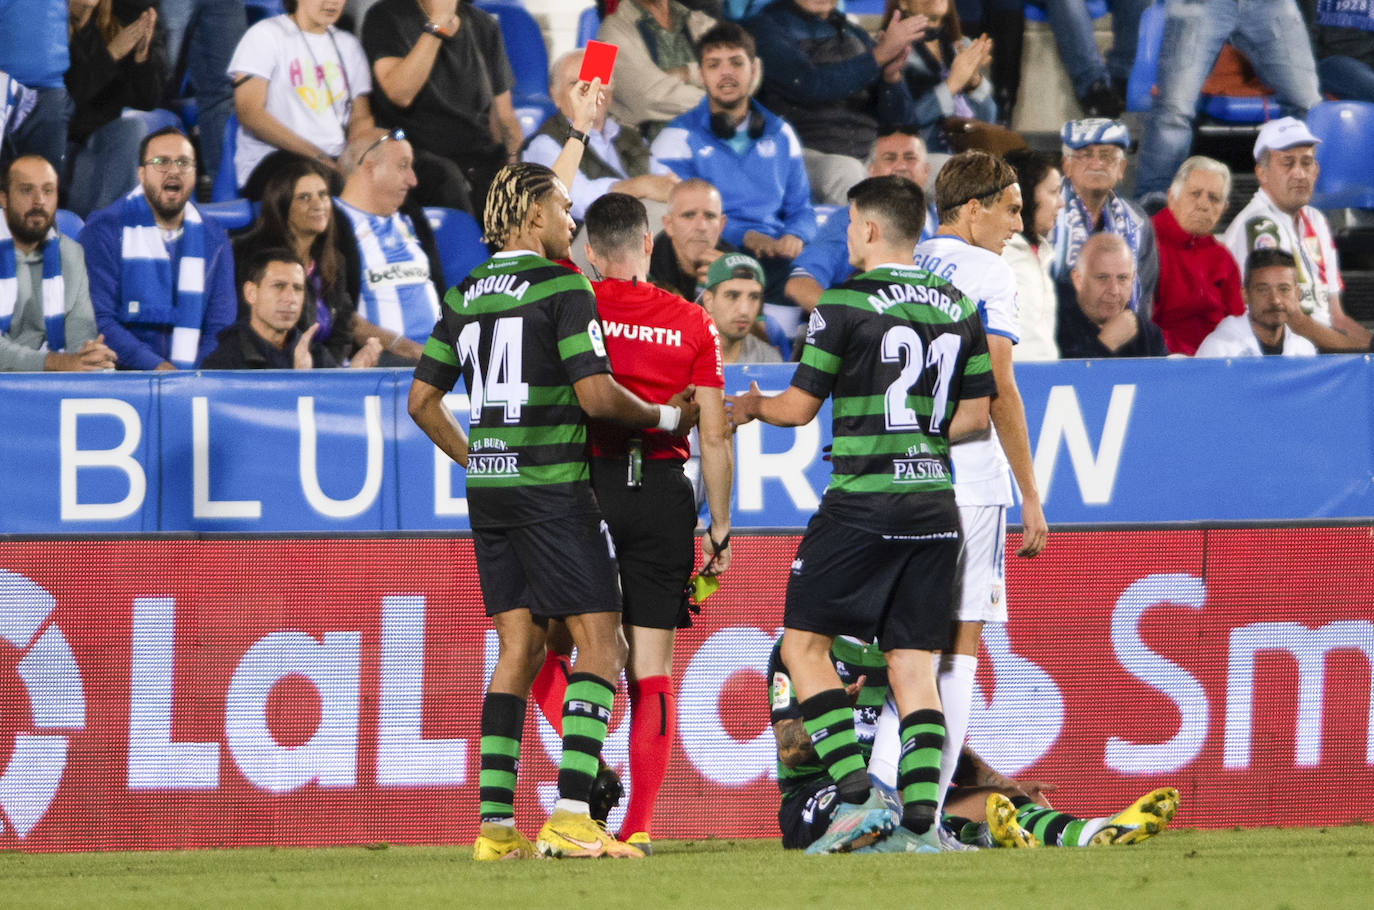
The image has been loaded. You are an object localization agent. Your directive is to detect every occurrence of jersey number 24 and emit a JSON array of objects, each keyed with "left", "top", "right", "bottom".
[{"left": 457, "top": 318, "right": 529, "bottom": 423}]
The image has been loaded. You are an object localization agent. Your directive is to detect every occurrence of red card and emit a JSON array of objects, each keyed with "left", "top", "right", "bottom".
[{"left": 578, "top": 40, "right": 619, "bottom": 85}]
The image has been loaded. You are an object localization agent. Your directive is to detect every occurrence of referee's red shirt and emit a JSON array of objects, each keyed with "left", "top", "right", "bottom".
[{"left": 589, "top": 277, "right": 723, "bottom": 463}]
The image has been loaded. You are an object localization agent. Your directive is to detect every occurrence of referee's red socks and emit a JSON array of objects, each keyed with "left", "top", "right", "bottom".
[
  {"left": 531, "top": 650, "right": 572, "bottom": 734},
  {"left": 621, "top": 675, "right": 675, "bottom": 839}
]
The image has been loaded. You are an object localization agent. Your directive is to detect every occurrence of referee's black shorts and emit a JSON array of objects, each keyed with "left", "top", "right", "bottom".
[
  {"left": 473, "top": 511, "right": 622, "bottom": 619},
  {"left": 784, "top": 511, "right": 961, "bottom": 652},
  {"left": 590, "top": 456, "right": 697, "bottom": 630}
]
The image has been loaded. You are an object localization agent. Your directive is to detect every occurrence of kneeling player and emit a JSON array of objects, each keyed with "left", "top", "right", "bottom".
[{"left": 769, "top": 638, "right": 1180, "bottom": 852}]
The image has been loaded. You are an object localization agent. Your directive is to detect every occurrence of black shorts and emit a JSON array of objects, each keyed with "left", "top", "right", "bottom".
[
  {"left": 784, "top": 511, "right": 960, "bottom": 652},
  {"left": 473, "top": 512, "right": 622, "bottom": 619},
  {"left": 590, "top": 457, "right": 696, "bottom": 630},
  {"left": 778, "top": 778, "right": 840, "bottom": 850}
]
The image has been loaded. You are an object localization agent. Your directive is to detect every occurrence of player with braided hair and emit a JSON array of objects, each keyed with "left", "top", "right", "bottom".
[
  {"left": 481, "top": 163, "right": 564, "bottom": 250},
  {"left": 408, "top": 144, "right": 700, "bottom": 860}
]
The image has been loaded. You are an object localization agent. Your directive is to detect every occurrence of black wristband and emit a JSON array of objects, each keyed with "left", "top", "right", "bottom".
[
  {"left": 567, "top": 128, "right": 589, "bottom": 145},
  {"left": 422, "top": 19, "right": 453, "bottom": 39},
  {"left": 707, "top": 526, "right": 730, "bottom": 551}
]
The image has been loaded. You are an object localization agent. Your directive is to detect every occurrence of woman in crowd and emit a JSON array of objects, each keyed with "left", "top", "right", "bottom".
[
  {"left": 65, "top": 0, "right": 180, "bottom": 216},
  {"left": 233, "top": 154, "right": 357, "bottom": 366},
  {"left": 228, "top": 0, "right": 374, "bottom": 193},
  {"left": 1003, "top": 147, "right": 1062, "bottom": 361},
  {"left": 883, "top": 0, "right": 1000, "bottom": 153}
]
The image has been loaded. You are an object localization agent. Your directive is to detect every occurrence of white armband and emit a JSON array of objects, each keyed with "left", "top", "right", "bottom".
[{"left": 656, "top": 404, "right": 681, "bottom": 432}]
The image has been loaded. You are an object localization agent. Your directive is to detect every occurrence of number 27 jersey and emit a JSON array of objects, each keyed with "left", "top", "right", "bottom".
[
  {"left": 413, "top": 251, "right": 612, "bottom": 529},
  {"left": 791, "top": 263, "right": 996, "bottom": 535}
]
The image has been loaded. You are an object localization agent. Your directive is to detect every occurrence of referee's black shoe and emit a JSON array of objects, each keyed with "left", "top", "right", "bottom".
[{"left": 589, "top": 761, "right": 624, "bottom": 827}]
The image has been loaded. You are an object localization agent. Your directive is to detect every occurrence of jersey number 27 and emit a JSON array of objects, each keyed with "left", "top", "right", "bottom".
[{"left": 881, "top": 325, "right": 961, "bottom": 434}]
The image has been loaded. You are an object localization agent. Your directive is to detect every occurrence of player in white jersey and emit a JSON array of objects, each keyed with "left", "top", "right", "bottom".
[{"left": 870, "top": 152, "right": 1048, "bottom": 830}]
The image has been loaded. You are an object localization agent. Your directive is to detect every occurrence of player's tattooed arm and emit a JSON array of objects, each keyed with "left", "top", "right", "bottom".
[
  {"left": 773, "top": 719, "right": 817, "bottom": 768},
  {"left": 958, "top": 744, "right": 1056, "bottom": 807}
]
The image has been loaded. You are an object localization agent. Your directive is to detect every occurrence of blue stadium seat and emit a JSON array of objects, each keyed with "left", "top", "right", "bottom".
[
  {"left": 760, "top": 313, "right": 793, "bottom": 360},
  {"left": 515, "top": 100, "right": 555, "bottom": 139},
  {"left": 245, "top": 0, "right": 284, "bottom": 25},
  {"left": 839, "top": 0, "right": 886, "bottom": 13},
  {"left": 722, "top": 0, "right": 777, "bottom": 17},
  {"left": 1024, "top": 0, "right": 1108, "bottom": 24},
  {"left": 55, "top": 209, "right": 84, "bottom": 238},
  {"left": 576, "top": 5, "right": 599, "bottom": 47},
  {"left": 199, "top": 199, "right": 255, "bottom": 231},
  {"left": 210, "top": 113, "right": 240, "bottom": 203},
  {"left": 426, "top": 207, "right": 490, "bottom": 285},
  {"left": 474, "top": 1, "right": 551, "bottom": 111},
  {"left": 174, "top": 69, "right": 199, "bottom": 131},
  {"left": 1198, "top": 94, "right": 1270, "bottom": 124},
  {"left": 1308, "top": 101, "right": 1374, "bottom": 210},
  {"left": 1126, "top": 1, "right": 1163, "bottom": 113}
]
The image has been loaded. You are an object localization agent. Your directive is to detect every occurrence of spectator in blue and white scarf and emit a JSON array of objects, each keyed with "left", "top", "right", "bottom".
[
  {"left": 0, "top": 154, "right": 115, "bottom": 371},
  {"left": 1048, "top": 117, "right": 1158, "bottom": 321},
  {"left": 78, "top": 127, "right": 236, "bottom": 370}
]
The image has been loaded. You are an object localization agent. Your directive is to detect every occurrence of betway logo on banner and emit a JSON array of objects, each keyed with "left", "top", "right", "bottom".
[
  {"left": 0, "top": 356, "right": 1370, "bottom": 533},
  {"left": 1, "top": 531, "right": 1371, "bottom": 850}
]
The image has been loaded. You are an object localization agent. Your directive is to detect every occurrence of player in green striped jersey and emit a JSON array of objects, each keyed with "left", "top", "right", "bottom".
[
  {"left": 729, "top": 174, "right": 995, "bottom": 854},
  {"left": 768, "top": 637, "right": 1180, "bottom": 851},
  {"left": 408, "top": 161, "right": 698, "bottom": 861},
  {"left": 768, "top": 637, "right": 889, "bottom": 848}
]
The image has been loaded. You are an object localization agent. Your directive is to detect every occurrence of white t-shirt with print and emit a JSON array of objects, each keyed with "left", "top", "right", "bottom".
[{"left": 228, "top": 15, "right": 372, "bottom": 184}]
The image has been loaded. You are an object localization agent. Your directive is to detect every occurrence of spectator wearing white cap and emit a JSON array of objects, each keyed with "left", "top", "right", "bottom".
[
  {"left": 1049, "top": 117, "right": 1158, "bottom": 320},
  {"left": 1132, "top": 0, "right": 1320, "bottom": 198},
  {"left": 1222, "top": 116, "right": 1371, "bottom": 352}
]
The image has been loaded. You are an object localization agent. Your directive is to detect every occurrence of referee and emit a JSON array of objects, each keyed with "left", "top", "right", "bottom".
[
  {"left": 589, "top": 193, "right": 732, "bottom": 854},
  {"left": 407, "top": 162, "right": 698, "bottom": 861},
  {"left": 530, "top": 193, "right": 732, "bottom": 855}
]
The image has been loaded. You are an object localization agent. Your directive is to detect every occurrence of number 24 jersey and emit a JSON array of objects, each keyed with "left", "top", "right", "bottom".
[{"left": 414, "top": 251, "right": 611, "bottom": 529}]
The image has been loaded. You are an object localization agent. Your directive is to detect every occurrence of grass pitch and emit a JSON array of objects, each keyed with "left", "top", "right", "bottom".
[{"left": 3, "top": 826, "right": 1370, "bottom": 910}]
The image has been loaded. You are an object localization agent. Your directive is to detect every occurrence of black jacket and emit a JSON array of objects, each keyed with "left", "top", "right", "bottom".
[{"left": 201, "top": 320, "right": 343, "bottom": 370}]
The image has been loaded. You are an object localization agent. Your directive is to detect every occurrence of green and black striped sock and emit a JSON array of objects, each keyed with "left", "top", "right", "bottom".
[
  {"left": 799, "top": 689, "right": 870, "bottom": 803},
  {"left": 557, "top": 673, "right": 616, "bottom": 804},
  {"left": 898, "top": 709, "right": 945, "bottom": 833},
  {"left": 944, "top": 815, "right": 983, "bottom": 845},
  {"left": 1014, "top": 797, "right": 1087, "bottom": 846},
  {"left": 478, "top": 691, "right": 526, "bottom": 823}
]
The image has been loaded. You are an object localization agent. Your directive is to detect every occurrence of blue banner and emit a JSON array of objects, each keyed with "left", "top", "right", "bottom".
[{"left": 1, "top": 356, "right": 1369, "bottom": 533}]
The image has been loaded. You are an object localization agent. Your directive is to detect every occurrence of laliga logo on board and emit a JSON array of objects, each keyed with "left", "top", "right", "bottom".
[{"left": 0, "top": 570, "right": 85, "bottom": 839}]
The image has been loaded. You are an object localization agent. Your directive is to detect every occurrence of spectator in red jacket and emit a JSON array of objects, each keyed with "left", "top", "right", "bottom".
[{"left": 1150, "top": 156, "right": 1243, "bottom": 355}]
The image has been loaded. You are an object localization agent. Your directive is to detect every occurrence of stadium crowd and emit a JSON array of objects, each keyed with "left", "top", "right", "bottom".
[
  {"left": 0, "top": 0, "right": 1369, "bottom": 371},
  {"left": 0, "top": 0, "right": 1370, "bottom": 860}
]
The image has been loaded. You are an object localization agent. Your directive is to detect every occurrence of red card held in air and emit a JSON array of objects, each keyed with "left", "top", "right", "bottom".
[{"left": 578, "top": 40, "right": 618, "bottom": 85}]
